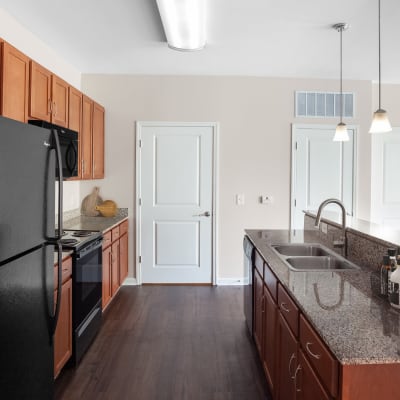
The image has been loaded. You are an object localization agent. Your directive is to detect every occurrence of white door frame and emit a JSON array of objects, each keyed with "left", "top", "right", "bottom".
[
  {"left": 290, "top": 123, "right": 358, "bottom": 229},
  {"left": 135, "top": 121, "right": 219, "bottom": 285}
]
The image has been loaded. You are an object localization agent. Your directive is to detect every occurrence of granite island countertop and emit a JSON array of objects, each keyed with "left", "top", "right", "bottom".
[{"left": 246, "top": 229, "right": 400, "bottom": 366}]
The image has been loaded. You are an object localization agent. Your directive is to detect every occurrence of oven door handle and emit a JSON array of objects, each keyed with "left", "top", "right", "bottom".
[{"left": 75, "top": 239, "right": 103, "bottom": 259}]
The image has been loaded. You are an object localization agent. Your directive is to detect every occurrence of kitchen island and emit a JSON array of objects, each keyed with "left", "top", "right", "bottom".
[{"left": 246, "top": 227, "right": 400, "bottom": 400}]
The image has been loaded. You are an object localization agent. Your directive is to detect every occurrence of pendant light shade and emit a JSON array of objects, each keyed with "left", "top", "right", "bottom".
[
  {"left": 369, "top": 109, "right": 392, "bottom": 133},
  {"left": 369, "top": 0, "right": 392, "bottom": 133},
  {"left": 332, "top": 23, "right": 349, "bottom": 142},
  {"left": 334, "top": 122, "right": 349, "bottom": 142}
]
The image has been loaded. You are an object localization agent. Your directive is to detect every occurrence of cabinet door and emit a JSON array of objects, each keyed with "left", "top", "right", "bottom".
[
  {"left": 68, "top": 87, "right": 82, "bottom": 179},
  {"left": 1, "top": 42, "right": 29, "bottom": 122},
  {"left": 54, "top": 278, "right": 72, "bottom": 378},
  {"left": 119, "top": 232, "right": 128, "bottom": 285},
  {"left": 81, "top": 95, "right": 93, "bottom": 179},
  {"left": 111, "top": 241, "right": 120, "bottom": 295},
  {"left": 297, "top": 350, "right": 330, "bottom": 400},
  {"left": 29, "top": 61, "right": 51, "bottom": 121},
  {"left": 92, "top": 101, "right": 105, "bottom": 179},
  {"left": 254, "top": 269, "right": 264, "bottom": 355},
  {"left": 277, "top": 313, "right": 297, "bottom": 400},
  {"left": 102, "top": 246, "right": 112, "bottom": 310},
  {"left": 262, "top": 284, "right": 277, "bottom": 394},
  {"left": 51, "top": 75, "right": 68, "bottom": 127}
]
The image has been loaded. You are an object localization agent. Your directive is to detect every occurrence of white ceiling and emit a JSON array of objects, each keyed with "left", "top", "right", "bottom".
[{"left": 1, "top": 0, "right": 400, "bottom": 82}]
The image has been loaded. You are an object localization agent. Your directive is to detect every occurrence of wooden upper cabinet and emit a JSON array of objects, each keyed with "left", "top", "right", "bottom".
[
  {"left": 68, "top": 87, "right": 83, "bottom": 179},
  {"left": 51, "top": 75, "right": 69, "bottom": 127},
  {"left": 1, "top": 42, "right": 30, "bottom": 122},
  {"left": 92, "top": 101, "right": 105, "bottom": 179},
  {"left": 29, "top": 61, "right": 52, "bottom": 121},
  {"left": 81, "top": 95, "right": 93, "bottom": 179},
  {"left": 29, "top": 61, "right": 69, "bottom": 127}
]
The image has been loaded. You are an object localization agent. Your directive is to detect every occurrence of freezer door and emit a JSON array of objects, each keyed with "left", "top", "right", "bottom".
[
  {"left": 0, "top": 116, "right": 56, "bottom": 263},
  {"left": 0, "top": 245, "right": 54, "bottom": 399}
]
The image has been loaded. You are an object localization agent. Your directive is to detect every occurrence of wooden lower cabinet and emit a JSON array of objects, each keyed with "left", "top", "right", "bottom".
[
  {"left": 253, "top": 277, "right": 336, "bottom": 399},
  {"left": 102, "top": 219, "right": 129, "bottom": 310},
  {"left": 54, "top": 257, "right": 72, "bottom": 379},
  {"left": 262, "top": 283, "right": 277, "bottom": 394},
  {"left": 119, "top": 232, "right": 128, "bottom": 284},
  {"left": 277, "top": 313, "right": 297, "bottom": 400},
  {"left": 111, "top": 240, "right": 119, "bottom": 296},
  {"left": 297, "top": 349, "right": 330, "bottom": 400}
]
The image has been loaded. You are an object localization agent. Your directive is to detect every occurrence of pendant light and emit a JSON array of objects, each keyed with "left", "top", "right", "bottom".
[
  {"left": 333, "top": 23, "right": 349, "bottom": 142},
  {"left": 369, "top": 0, "right": 392, "bottom": 133}
]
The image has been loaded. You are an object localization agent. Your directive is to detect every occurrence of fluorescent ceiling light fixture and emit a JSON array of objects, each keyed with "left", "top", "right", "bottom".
[{"left": 156, "top": 0, "right": 206, "bottom": 51}]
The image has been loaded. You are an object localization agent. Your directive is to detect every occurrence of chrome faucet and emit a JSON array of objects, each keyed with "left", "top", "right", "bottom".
[{"left": 314, "top": 198, "right": 347, "bottom": 256}]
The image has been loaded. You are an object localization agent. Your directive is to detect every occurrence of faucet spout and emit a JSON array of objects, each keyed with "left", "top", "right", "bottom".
[{"left": 314, "top": 198, "right": 347, "bottom": 256}]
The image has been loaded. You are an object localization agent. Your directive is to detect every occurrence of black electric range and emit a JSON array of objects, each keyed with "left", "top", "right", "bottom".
[
  {"left": 58, "top": 229, "right": 103, "bottom": 251},
  {"left": 57, "top": 229, "right": 103, "bottom": 364}
]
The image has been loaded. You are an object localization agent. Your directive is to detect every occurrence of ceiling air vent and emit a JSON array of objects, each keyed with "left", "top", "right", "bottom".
[{"left": 295, "top": 91, "right": 354, "bottom": 118}]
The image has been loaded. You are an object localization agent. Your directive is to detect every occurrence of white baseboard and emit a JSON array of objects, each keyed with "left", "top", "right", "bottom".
[
  {"left": 122, "top": 277, "right": 138, "bottom": 286},
  {"left": 217, "top": 277, "right": 248, "bottom": 286}
]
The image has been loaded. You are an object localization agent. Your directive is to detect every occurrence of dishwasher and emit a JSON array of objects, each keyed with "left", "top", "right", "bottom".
[{"left": 243, "top": 235, "right": 255, "bottom": 336}]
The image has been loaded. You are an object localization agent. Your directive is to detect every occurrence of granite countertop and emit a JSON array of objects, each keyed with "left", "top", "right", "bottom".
[
  {"left": 246, "top": 229, "right": 400, "bottom": 366},
  {"left": 63, "top": 215, "right": 128, "bottom": 232}
]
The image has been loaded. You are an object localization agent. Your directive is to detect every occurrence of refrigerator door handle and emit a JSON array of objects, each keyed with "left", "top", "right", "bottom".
[
  {"left": 51, "top": 242, "right": 63, "bottom": 336},
  {"left": 52, "top": 128, "right": 63, "bottom": 240},
  {"left": 50, "top": 128, "right": 63, "bottom": 335}
]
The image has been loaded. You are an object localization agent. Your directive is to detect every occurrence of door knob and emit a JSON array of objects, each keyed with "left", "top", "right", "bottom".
[{"left": 193, "top": 211, "right": 211, "bottom": 217}]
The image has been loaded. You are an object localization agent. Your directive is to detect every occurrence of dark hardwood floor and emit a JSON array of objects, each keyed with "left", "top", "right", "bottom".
[{"left": 55, "top": 286, "right": 271, "bottom": 400}]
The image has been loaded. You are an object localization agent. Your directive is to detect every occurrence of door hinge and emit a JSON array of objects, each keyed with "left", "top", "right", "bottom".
[
  {"left": 294, "top": 199, "right": 297, "bottom": 207},
  {"left": 139, "top": 139, "right": 142, "bottom": 148},
  {"left": 295, "top": 142, "right": 298, "bottom": 150},
  {"left": 138, "top": 256, "right": 142, "bottom": 263},
  {"left": 139, "top": 198, "right": 142, "bottom": 206}
]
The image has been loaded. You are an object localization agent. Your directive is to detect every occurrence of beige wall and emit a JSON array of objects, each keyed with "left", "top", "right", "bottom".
[
  {"left": 0, "top": 9, "right": 82, "bottom": 212},
  {"left": 81, "top": 75, "right": 373, "bottom": 281}
]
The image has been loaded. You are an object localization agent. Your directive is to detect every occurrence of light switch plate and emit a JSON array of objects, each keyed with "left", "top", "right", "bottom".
[{"left": 236, "top": 194, "right": 245, "bottom": 205}]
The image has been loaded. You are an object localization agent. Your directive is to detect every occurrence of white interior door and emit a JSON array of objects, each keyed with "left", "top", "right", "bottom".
[
  {"left": 371, "top": 128, "right": 400, "bottom": 228},
  {"left": 137, "top": 123, "right": 216, "bottom": 284},
  {"left": 291, "top": 125, "right": 356, "bottom": 229}
]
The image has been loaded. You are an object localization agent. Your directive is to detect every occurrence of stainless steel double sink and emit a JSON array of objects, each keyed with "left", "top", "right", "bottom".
[{"left": 271, "top": 243, "right": 360, "bottom": 272}]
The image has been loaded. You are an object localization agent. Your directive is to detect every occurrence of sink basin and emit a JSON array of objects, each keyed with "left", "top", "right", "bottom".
[
  {"left": 272, "top": 244, "right": 331, "bottom": 257},
  {"left": 271, "top": 243, "right": 360, "bottom": 272},
  {"left": 285, "top": 256, "right": 359, "bottom": 271}
]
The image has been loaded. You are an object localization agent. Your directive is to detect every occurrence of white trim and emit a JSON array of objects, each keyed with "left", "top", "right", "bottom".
[
  {"left": 135, "top": 121, "right": 219, "bottom": 286},
  {"left": 217, "top": 277, "right": 248, "bottom": 286},
  {"left": 290, "top": 123, "right": 358, "bottom": 230},
  {"left": 122, "top": 277, "right": 138, "bottom": 286}
]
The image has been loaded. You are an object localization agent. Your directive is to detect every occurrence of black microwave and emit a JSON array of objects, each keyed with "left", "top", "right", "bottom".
[{"left": 28, "top": 120, "right": 78, "bottom": 179}]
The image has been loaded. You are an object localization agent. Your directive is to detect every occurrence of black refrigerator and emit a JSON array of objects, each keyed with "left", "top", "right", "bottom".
[{"left": 0, "top": 116, "right": 64, "bottom": 399}]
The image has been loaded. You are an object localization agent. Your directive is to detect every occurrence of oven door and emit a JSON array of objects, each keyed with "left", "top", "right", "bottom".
[{"left": 73, "top": 239, "right": 102, "bottom": 329}]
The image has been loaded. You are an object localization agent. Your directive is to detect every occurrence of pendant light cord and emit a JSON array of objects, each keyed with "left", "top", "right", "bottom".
[
  {"left": 340, "top": 26, "right": 343, "bottom": 123},
  {"left": 378, "top": 0, "right": 382, "bottom": 109}
]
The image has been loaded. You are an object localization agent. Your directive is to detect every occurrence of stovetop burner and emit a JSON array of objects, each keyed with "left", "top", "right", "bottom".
[
  {"left": 58, "top": 229, "right": 103, "bottom": 251},
  {"left": 60, "top": 238, "right": 79, "bottom": 245},
  {"left": 71, "top": 231, "right": 93, "bottom": 237}
]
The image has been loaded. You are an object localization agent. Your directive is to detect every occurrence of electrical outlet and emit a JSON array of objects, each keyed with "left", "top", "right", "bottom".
[{"left": 260, "top": 195, "right": 273, "bottom": 204}]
